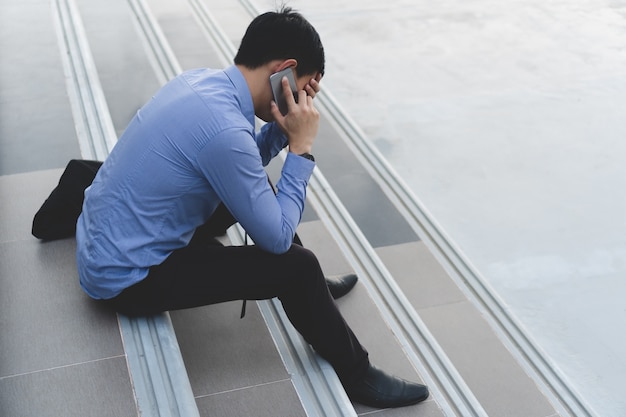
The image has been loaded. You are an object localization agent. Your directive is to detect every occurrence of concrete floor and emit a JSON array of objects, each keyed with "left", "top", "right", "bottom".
[{"left": 257, "top": 1, "right": 626, "bottom": 415}]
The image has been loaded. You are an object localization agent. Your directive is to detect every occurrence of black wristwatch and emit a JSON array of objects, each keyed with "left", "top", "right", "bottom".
[{"left": 299, "top": 152, "right": 315, "bottom": 162}]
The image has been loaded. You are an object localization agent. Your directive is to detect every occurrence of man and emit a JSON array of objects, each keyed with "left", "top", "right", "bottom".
[{"left": 76, "top": 7, "right": 429, "bottom": 409}]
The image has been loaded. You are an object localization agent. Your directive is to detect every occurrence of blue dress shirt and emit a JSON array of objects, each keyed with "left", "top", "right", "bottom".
[{"left": 76, "top": 66, "right": 315, "bottom": 299}]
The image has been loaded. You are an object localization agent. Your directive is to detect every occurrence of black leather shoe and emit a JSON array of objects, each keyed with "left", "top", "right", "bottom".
[
  {"left": 326, "top": 273, "right": 358, "bottom": 299},
  {"left": 345, "top": 365, "right": 429, "bottom": 408}
]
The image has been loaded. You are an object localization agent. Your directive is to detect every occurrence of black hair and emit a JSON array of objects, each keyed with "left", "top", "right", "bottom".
[{"left": 234, "top": 6, "right": 325, "bottom": 76}]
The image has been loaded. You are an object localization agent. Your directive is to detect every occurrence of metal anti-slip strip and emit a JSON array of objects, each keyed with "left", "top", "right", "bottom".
[
  {"left": 127, "top": 0, "right": 181, "bottom": 83},
  {"left": 52, "top": 0, "right": 199, "bottom": 416},
  {"left": 52, "top": 0, "right": 116, "bottom": 161}
]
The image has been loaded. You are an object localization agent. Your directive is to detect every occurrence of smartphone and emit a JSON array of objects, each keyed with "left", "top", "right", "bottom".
[{"left": 270, "top": 67, "right": 298, "bottom": 116}]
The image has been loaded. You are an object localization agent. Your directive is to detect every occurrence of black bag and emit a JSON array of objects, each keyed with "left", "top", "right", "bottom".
[{"left": 32, "top": 159, "right": 103, "bottom": 240}]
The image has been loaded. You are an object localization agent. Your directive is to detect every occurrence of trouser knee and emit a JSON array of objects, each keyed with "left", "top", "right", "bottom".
[{"left": 279, "top": 244, "right": 326, "bottom": 294}]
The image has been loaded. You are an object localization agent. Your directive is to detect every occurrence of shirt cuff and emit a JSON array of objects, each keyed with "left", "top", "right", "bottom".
[{"left": 284, "top": 151, "right": 315, "bottom": 180}]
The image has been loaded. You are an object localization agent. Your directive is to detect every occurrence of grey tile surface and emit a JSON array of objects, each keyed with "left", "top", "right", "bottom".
[
  {"left": 195, "top": 379, "right": 306, "bottom": 417},
  {"left": 314, "top": 118, "right": 419, "bottom": 248},
  {"left": 335, "top": 283, "right": 441, "bottom": 416},
  {"left": 75, "top": 0, "right": 162, "bottom": 138},
  {"left": 376, "top": 243, "right": 561, "bottom": 416},
  {"left": 158, "top": 14, "right": 224, "bottom": 70},
  {"left": 376, "top": 241, "right": 467, "bottom": 309},
  {"left": 0, "top": 169, "right": 64, "bottom": 243},
  {"left": 418, "top": 301, "right": 556, "bottom": 417},
  {"left": 170, "top": 301, "right": 290, "bottom": 396},
  {"left": 146, "top": 0, "right": 225, "bottom": 71},
  {"left": 0, "top": 356, "right": 136, "bottom": 417},
  {"left": 194, "top": 0, "right": 251, "bottom": 48},
  {"left": 0, "top": 238, "right": 124, "bottom": 377},
  {"left": 297, "top": 219, "right": 353, "bottom": 275},
  {"left": 1, "top": 170, "right": 132, "bottom": 417},
  {"left": 356, "top": 400, "right": 444, "bottom": 417},
  {"left": 1, "top": 170, "right": 124, "bottom": 378},
  {"left": 335, "top": 282, "right": 418, "bottom": 381},
  {"left": 0, "top": 0, "right": 80, "bottom": 175}
]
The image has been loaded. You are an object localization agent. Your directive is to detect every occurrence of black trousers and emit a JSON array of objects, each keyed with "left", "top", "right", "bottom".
[{"left": 106, "top": 191, "right": 370, "bottom": 384}]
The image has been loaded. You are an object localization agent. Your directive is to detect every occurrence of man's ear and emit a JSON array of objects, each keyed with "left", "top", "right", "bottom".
[{"left": 274, "top": 58, "right": 298, "bottom": 73}]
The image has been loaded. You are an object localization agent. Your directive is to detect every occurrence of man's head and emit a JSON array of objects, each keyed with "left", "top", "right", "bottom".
[{"left": 234, "top": 7, "right": 325, "bottom": 78}]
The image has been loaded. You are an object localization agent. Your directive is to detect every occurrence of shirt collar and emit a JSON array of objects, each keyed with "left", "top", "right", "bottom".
[{"left": 224, "top": 65, "right": 255, "bottom": 128}]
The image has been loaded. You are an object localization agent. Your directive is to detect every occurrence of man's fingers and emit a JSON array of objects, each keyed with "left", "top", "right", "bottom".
[
  {"left": 270, "top": 100, "right": 284, "bottom": 122},
  {"left": 282, "top": 76, "right": 297, "bottom": 105},
  {"left": 298, "top": 89, "right": 309, "bottom": 106},
  {"left": 305, "top": 78, "right": 321, "bottom": 98},
  {"left": 304, "top": 84, "right": 316, "bottom": 98},
  {"left": 310, "top": 78, "right": 321, "bottom": 93}
]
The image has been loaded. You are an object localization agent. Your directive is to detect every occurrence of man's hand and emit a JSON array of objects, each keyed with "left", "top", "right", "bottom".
[
  {"left": 304, "top": 74, "right": 322, "bottom": 99},
  {"left": 271, "top": 76, "right": 320, "bottom": 155}
]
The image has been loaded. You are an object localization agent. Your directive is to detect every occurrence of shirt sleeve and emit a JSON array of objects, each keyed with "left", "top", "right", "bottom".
[
  {"left": 196, "top": 127, "right": 314, "bottom": 254},
  {"left": 255, "top": 122, "right": 289, "bottom": 166}
]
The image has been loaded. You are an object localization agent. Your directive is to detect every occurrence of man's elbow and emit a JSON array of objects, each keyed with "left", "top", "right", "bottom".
[
  {"left": 258, "top": 234, "right": 293, "bottom": 255},
  {"left": 251, "top": 223, "right": 296, "bottom": 254},
  {"left": 270, "top": 238, "right": 293, "bottom": 255}
]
